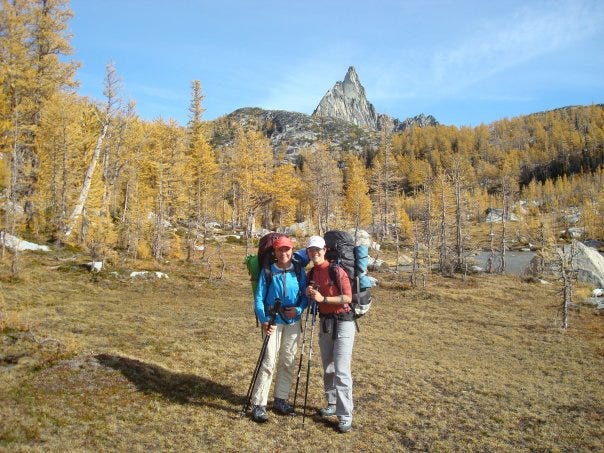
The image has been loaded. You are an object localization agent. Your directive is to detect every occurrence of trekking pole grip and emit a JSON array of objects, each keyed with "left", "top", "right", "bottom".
[{"left": 269, "top": 298, "right": 282, "bottom": 326}]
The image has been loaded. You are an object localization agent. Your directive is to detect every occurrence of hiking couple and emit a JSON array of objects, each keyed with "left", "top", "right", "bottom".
[{"left": 249, "top": 235, "right": 356, "bottom": 433}]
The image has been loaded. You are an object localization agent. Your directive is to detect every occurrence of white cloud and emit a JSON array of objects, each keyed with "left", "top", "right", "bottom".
[{"left": 430, "top": 0, "right": 604, "bottom": 96}]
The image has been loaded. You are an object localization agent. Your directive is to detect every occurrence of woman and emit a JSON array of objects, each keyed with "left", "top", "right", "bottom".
[
  {"left": 250, "top": 235, "right": 308, "bottom": 422},
  {"left": 305, "top": 235, "right": 355, "bottom": 433}
]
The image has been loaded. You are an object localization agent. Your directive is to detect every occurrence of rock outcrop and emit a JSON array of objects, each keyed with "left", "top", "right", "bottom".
[
  {"left": 211, "top": 107, "right": 383, "bottom": 161},
  {"left": 524, "top": 241, "right": 604, "bottom": 288},
  {"left": 313, "top": 66, "right": 378, "bottom": 129},
  {"left": 312, "top": 66, "right": 439, "bottom": 133}
]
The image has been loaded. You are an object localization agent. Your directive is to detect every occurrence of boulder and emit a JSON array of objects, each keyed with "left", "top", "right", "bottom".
[
  {"left": 525, "top": 242, "right": 604, "bottom": 288},
  {"left": 572, "top": 242, "right": 604, "bottom": 288},
  {"left": 88, "top": 261, "right": 103, "bottom": 272},
  {"left": 485, "top": 208, "right": 519, "bottom": 223},
  {"left": 0, "top": 231, "right": 50, "bottom": 252},
  {"left": 346, "top": 228, "right": 380, "bottom": 250},
  {"left": 397, "top": 254, "right": 413, "bottom": 266}
]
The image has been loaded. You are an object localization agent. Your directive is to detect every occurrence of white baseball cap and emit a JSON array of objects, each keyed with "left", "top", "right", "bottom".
[{"left": 306, "top": 236, "right": 326, "bottom": 249}]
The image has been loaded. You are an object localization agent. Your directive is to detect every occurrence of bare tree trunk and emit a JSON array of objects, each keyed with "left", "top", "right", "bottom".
[
  {"left": 425, "top": 189, "right": 433, "bottom": 274},
  {"left": 439, "top": 177, "right": 449, "bottom": 275},
  {"left": 394, "top": 220, "right": 400, "bottom": 273},
  {"left": 498, "top": 192, "right": 508, "bottom": 274},
  {"left": 244, "top": 210, "right": 254, "bottom": 257},
  {"left": 4, "top": 113, "right": 22, "bottom": 274},
  {"left": 411, "top": 222, "right": 419, "bottom": 287},
  {"left": 64, "top": 123, "right": 108, "bottom": 237},
  {"left": 217, "top": 242, "right": 226, "bottom": 280},
  {"left": 486, "top": 221, "right": 495, "bottom": 273},
  {"left": 557, "top": 242, "right": 576, "bottom": 329},
  {"left": 453, "top": 173, "right": 464, "bottom": 271}
]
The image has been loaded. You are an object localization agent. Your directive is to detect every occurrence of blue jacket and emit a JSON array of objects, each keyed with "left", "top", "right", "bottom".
[{"left": 254, "top": 262, "right": 308, "bottom": 325}]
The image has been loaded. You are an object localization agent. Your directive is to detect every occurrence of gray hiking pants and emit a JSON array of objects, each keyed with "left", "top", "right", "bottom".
[{"left": 318, "top": 317, "right": 356, "bottom": 420}]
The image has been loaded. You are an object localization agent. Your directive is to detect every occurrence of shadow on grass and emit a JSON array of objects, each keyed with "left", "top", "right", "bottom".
[{"left": 95, "top": 353, "right": 242, "bottom": 413}]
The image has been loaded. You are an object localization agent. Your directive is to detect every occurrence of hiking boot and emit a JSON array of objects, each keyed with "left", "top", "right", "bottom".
[
  {"left": 319, "top": 404, "right": 337, "bottom": 417},
  {"left": 273, "top": 398, "right": 294, "bottom": 415},
  {"left": 337, "top": 416, "right": 352, "bottom": 433},
  {"left": 251, "top": 405, "right": 268, "bottom": 423}
]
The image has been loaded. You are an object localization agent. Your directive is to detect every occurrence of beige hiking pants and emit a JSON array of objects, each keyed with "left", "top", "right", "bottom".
[{"left": 251, "top": 321, "right": 301, "bottom": 406}]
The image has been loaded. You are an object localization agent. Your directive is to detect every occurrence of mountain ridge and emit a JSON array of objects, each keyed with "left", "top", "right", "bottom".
[{"left": 210, "top": 66, "right": 438, "bottom": 160}]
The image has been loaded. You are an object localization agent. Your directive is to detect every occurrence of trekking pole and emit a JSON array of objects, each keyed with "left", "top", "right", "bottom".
[
  {"left": 302, "top": 299, "right": 318, "bottom": 425},
  {"left": 292, "top": 283, "right": 316, "bottom": 410},
  {"left": 241, "top": 298, "right": 282, "bottom": 416}
]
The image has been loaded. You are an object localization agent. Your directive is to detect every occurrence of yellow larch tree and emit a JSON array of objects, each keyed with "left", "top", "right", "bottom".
[
  {"left": 34, "top": 91, "right": 91, "bottom": 238},
  {"left": 369, "top": 134, "right": 398, "bottom": 240},
  {"left": 343, "top": 154, "right": 371, "bottom": 230},
  {"left": 186, "top": 80, "right": 218, "bottom": 259},
  {"left": 230, "top": 128, "right": 274, "bottom": 237},
  {"left": 145, "top": 119, "right": 189, "bottom": 261},
  {"left": 300, "top": 143, "right": 343, "bottom": 235},
  {"left": 270, "top": 162, "right": 303, "bottom": 228},
  {"left": 117, "top": 118, "right": 155, "bottom": 259}
]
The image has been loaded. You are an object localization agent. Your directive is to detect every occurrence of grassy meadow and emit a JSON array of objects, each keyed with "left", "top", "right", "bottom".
[{"left": 1, "top": 241, "right": 603, "bottom": 452}]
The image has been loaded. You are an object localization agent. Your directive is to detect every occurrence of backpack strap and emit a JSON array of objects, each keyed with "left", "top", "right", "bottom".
[
  {"left": 328, "top": 262, "right": 342, "bottom": 296},
  {"left": 329, "top": 262, "right": 359, "bottom": 332},
  {"left": 264, "top": 262, "right": 304, "bottom": 321},
  {"left": 292, "top": 260, "right": 303, "bottom": 306}
]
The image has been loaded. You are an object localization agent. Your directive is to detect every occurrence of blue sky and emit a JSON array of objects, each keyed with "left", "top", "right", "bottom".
[{"left": 69, "top": 0, "right": 604, "bottom": 127}]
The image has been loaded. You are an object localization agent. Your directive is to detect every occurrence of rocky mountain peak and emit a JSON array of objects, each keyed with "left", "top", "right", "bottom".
[
  {"left": 312, "top": 66, "right": 378, "bottom": 130},
  {"left": 342, "top": 66, "right": 362, "bottom": 93}
]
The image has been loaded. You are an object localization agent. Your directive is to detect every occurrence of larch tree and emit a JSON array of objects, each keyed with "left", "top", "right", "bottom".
[
  {"left": 64, "top": 62, "right": 121, "bottom": 238},
  {"left": 434, "top": 171, "right": 455, "bottom": 276},
  {"left": 444, "top": 151, "right": 475, "bottom": 272},
  {"left": 393, "top": 192, "right": 413, "bottom": 272},
  {"left": 153, "top": 119, "right": 188, "bottom": 260},
  {"left": 370, "top": 134, "right": 396, "bottom": 240},
  {"left": 270, "top": 162, "right": 302, "bottom": 228},
  {"left": 300, "top": 143, "right": 342, "bottom": 235},
  {"left": 0, "top": 0, "right": 36, "bottom": 263},
  {"left": 229, "top": 128, "right": 274, "bottom": 245},
  {"left": 29, "top": 0, "right": 77, "bottom": 128},
  {"left": 0, "top": 0, "right": 76, "bottom": 244},
  {"left": 343, "top": 154, "right": 372, "bottom": 231},
  {"left": 496, "top": 150, "right": 521, "bottom": 273},
  {"left": 186, "top": 80, "right": 218, "bottom": 259},
  {"left": 117, "top": 118, "right": 154, "bottom": 259},
  {"left": 34, "top": 91, "right": 88, "bottom": 238}
]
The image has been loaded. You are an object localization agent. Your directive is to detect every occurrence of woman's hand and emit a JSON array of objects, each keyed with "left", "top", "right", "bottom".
[
  {"left": 306, "top": 285, "right": 325, "bottom": 303},
  {"left": 282, "top": 306, "right": 298, "bottom": 319},
  {"left": 262, "top": 322, "right": 277, "bottom": 335}
]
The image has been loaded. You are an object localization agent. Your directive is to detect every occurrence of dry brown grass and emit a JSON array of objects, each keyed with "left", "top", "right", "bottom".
[{"left": 1, "top": 243, "right": 603, "bottom": 452}]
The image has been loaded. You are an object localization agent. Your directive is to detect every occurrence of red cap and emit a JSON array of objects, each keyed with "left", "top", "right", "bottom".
[{"left": 274, "top": 236, "right": 294, "bottom": 249}]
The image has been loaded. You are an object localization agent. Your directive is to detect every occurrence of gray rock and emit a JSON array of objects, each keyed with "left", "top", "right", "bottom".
[
  {"left": 525, "top": 242, "right": 604, "bottom": 288},
  {"left": 313, "top": 66, "right": 378, "bottom": 129},
  {"left": 572, "top": 242, "right": 604, "bottom": 288}
]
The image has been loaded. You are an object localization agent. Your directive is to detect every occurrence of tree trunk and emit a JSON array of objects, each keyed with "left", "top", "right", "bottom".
[{"left": 63, "top": 122, "right": 108, "bottom": 237}]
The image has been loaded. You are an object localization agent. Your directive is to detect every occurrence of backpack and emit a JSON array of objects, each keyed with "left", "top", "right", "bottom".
[
  {"left": 244, "top": 233, "right": 308, "bottom": 323},
  {"left": 321, "top": 230, "right": 373, "bottom": 319}
]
